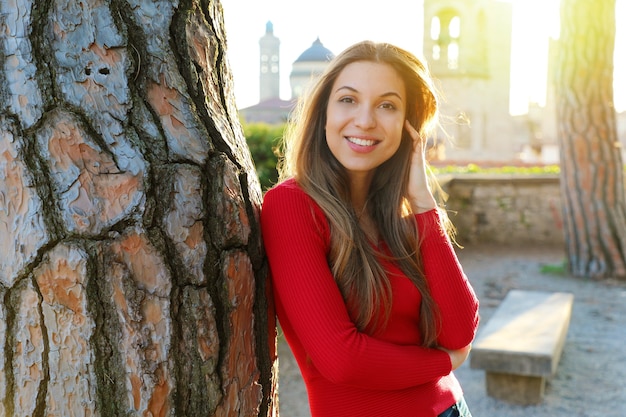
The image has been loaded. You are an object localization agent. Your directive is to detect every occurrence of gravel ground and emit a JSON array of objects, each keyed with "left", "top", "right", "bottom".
[{"left": 275, "top": 244, "right": 626, "bottom": 416}]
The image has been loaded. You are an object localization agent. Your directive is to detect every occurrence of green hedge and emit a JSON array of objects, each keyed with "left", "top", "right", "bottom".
[
  {"left": 431, "top": 163, "right": 626, "bottom": 176},
  {"left": 243, "top": 122, "right": 285, "bottom": 191},
  {"left": 431, "top": 163, "right": 561, "bottom": 175}
]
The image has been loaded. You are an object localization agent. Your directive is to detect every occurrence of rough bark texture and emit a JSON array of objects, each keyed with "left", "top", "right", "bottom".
[
  {"left": 0, "top": 0, "right": 278, "bottom": 416},
  {"left": 555, "top": 0, "right": 626, "bottom": 279}
]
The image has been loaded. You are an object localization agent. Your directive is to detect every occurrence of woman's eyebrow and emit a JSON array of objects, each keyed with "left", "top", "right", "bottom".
[
  {"left": 334, "top": 85, "right": 358, "bottom": 94},
  {"left": 334, "top": 86, "right": 403, "bottom": 100},
  {"left": 380, "top": 91, "right": 404, "bottom": 101}
]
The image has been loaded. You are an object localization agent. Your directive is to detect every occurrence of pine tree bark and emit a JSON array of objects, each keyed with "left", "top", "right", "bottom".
[
  {"left": 0, "top": 0, "right": 277, "bottom": 416},
  {"left": 555, "top": 0, "right": 626, "bottom": 279}
]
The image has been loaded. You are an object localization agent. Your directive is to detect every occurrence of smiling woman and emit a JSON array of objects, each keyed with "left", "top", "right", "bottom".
[{"left": 261, "top": 40, "right": 479, "bottom": 417}]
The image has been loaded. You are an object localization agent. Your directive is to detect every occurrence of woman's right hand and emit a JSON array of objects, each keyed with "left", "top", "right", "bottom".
[
  {"left": 405, "top": 120, "right": 437, "bottom": 213},
  {"left": 439, "top": 344, "right": 472, "bottom": 370}
]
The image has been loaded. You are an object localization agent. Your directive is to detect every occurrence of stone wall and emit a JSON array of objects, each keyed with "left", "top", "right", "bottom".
[{"left": 440, "top": 175, "right": 564, "bottom": 246}]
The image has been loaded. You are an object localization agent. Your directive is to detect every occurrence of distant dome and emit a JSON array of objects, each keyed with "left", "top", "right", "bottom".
[{"left": 294, "top": 38, "right": 334, "bottom": 63}]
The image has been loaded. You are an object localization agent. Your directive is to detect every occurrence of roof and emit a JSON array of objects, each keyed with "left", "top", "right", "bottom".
[
  {"left": 294, "top": 38, "right": 334, "bottom": 63},
  {"left": 239, "top": 97, "right": 297, "bottom": 124}
]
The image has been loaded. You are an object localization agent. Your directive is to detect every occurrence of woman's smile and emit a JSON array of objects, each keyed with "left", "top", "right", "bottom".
[{"left": 345, "top": 135, "right": 380, "bottom": 152}]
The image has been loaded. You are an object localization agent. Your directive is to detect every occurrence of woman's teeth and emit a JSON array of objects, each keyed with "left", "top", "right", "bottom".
[{"left": 346, "top": 137, "right": 377, "bottom": 146}]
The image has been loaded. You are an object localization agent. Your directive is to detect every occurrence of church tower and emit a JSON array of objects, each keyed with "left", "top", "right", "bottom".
[
  {"left": 423, "top": 0, "right": 520, "bottom": 161},
  {"left": 240, "top": 28, "right": 334, "bottom": 124},
  {"left": 259, "top": 21, "right": 280, "bottom": 101}
]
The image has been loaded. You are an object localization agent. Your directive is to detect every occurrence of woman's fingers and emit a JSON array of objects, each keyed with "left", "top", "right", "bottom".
[{"left": 404, "top": 120, "right": 424, "bottom": 152}]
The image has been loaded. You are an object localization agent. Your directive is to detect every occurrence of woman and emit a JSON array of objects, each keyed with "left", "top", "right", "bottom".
[{"left": 261, "top": 41, "right": 479, "bottom": 417}]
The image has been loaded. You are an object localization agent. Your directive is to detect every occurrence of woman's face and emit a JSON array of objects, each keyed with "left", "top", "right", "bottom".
[{"left": 325, "top": 61, "right": 406, "bottom": 183}]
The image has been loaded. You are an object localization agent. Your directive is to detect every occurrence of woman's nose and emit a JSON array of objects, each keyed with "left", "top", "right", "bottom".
[{"left": 353, "top": 106, "right": 376, "bottom": 129}]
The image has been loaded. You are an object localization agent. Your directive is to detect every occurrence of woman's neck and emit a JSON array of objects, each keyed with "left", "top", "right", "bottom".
[
  {"left": 348, "top": 174, "right": 379, "bottom": 244},
  {"left": 348, "top": 172, "right": 373, "bottom": 215}
]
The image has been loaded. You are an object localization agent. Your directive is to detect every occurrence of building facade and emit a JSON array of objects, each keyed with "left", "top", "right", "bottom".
[
  {"left": 423, "top": 0, "right": 528, "bottom": 162},
  {"left": 239, "top": 24, "right": 334, "bottom": 125}
]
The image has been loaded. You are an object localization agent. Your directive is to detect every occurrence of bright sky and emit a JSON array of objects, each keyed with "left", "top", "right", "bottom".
[{"left": 222, "top": 0, "right": 625, "bottom": 115}]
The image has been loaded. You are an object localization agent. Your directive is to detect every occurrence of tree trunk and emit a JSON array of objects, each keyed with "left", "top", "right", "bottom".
[
  {"left": 555, "top": 0, "right": 626, "bottom": 279},
  {"left": 0, "top": 0, "right": 277, "bottom": 416}
]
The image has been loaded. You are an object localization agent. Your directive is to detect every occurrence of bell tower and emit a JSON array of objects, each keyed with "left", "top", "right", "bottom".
[
  {"left": 423, "top": 0, "right": 517, "bottom": 161},
  {"left": 423, "top": 0, "right": 491, "bottom": 78},
  {"left": 259, "top": 21, "right": 280, "bottom": 101}
]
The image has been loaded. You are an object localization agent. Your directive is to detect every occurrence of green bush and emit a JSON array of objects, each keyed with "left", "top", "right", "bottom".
[
  {"left": 431, "top": 163, "right": 626, "bottom": 176},
  {"left": 243, "top": 122, "right": 285, "bottom": 191}
]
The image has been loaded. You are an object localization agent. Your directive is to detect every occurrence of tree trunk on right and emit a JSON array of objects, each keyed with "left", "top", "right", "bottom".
[{"left": 555, "top": 0, "right": 626, "bottom": 279}]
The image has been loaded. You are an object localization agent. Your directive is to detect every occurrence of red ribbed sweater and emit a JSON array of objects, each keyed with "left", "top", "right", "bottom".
[{"left": 261, "top": 180, "right": 479, "bottom": 417}]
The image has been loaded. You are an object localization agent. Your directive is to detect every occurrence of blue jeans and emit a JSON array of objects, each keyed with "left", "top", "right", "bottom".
[{"left": 438, "top": 397, "right": 473, "bottom": 417}]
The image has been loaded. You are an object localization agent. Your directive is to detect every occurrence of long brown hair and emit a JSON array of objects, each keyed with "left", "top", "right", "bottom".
[{"left": 279, "top": 41, "right": 443, "bottom": 347}]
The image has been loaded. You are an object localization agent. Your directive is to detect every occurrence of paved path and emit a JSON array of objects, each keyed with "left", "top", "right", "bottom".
[{"left": 275, "top": 244, "right": 626, "bottom": 416}]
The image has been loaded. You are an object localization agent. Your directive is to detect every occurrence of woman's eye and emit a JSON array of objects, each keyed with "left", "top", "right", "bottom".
[
  {"left": 339, "top": 97, "right": 355, "bottom": 104},
  {"left": 380, "top": 102, "right": 397, "bottom": 110}
]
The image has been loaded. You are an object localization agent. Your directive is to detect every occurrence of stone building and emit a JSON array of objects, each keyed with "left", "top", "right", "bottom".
[
  {"left": 423, "top": 0, "right": 527, "bottom": 162},
  {"left": 238, "top": 23, "right": 334, "bottom": 124}
]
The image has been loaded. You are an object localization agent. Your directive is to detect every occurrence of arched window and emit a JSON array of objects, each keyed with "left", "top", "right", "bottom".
[
  {"left": 448, "top": 16, "right": 460, "bottom": 69},
  {"left": 430, "top": 9, "right": 461, "bottom": 70}
]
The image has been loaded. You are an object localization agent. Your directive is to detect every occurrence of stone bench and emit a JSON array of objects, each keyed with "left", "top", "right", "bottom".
[{"left": 470, "top": 289, "right": 574, "bottom": 405}]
